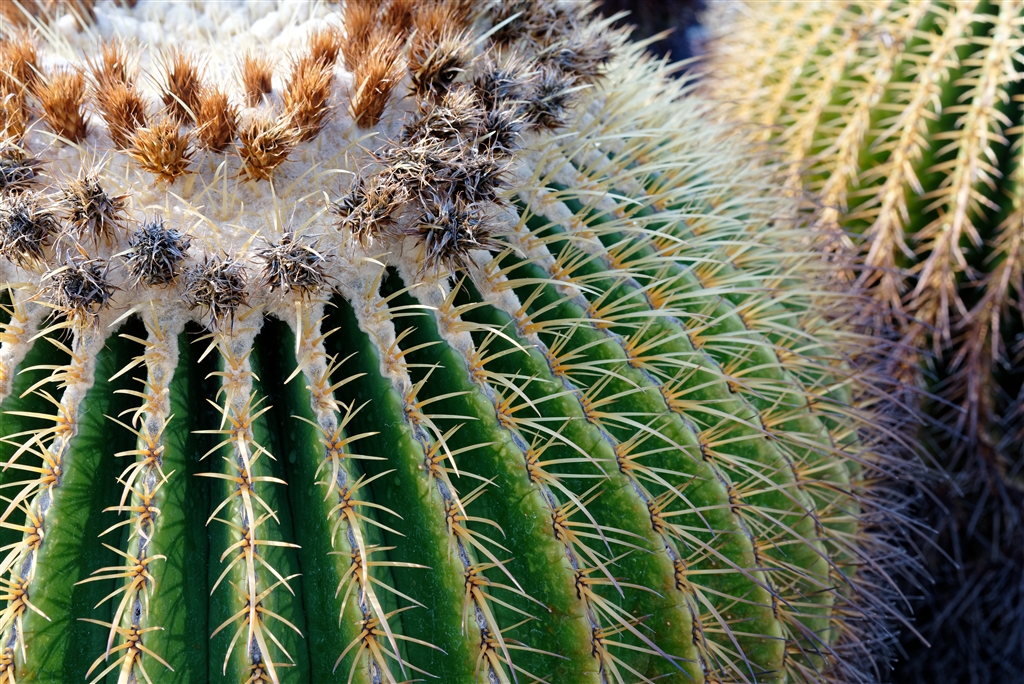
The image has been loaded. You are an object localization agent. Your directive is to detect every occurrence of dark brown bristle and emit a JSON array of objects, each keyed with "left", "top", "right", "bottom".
[
  {"left": 340, "top": 0, "right": 377, "bottom": 72},
  {"left": 408, "top": 27, "right": 472, "bottom": 99},
  {"left": 0, "top": 191, "right": 57, "bottom": 267},
  {"left": 403, "top": 85, "right": 483, "bottom": 142},
  {"left": 537, "top": 33, "right": 614, "bottom": 84},
  {"left": 349, "top": 31, "right": 404, "bottom": 129},
  {"left": 283, "top": 54, "right": 334, "bottom": 142},
  {"left": 307, "top": 25, "right": 343, "bottom": 67},
  {"left": 0, "top": 146, "right": 41, "bottom": 193},
  {"left": 94, "top": 81, "right": 147, "bottom": 149},
  {"left": 59, "top": 174, "right": 126, "bottom": 244},
  {"left": 195, "top": 86, "right": 237, "bottom": 152},
  {"left": 37, "top": 66, "right": 88, "bottom": 142},
  {"left": 238, "top": 50, "right": 273, "bottom": 107},
  {"left": 127, "top": 118, "right": 193, "bottom": 182},
  {"left": 381, "top": 0, "right": 415, "bottom": 38},
  {"left": 411, "top": 195, "right": 503, "bottom": 275},
  {"left": 44, "top": 253, "right": 115, "bottom": 322},
  {"left": 474, "top": 55, "right": 533, "bottom": 109},
  {"left": 182, "top": 255, "right": 248, "bottom": 326},
  {"left": 236, "top": 113, "right": 296, "bottom": 181},
  {"left": 476, "top": 101, "right": 526, "bottom": 156},
  {"left": 123, "top": 216, "right": 191, "bottom": 287},
  {"left": 257, "top": 233, "right": 329, "bottom": 295},
  {"left": 332, "top": 173, "right": 408, "bottom": 246},
  {"left": 523, "top": 65, "right": 576, "bottom": 130},
  {"left": 160, "top": 47, "right": 203, "bottom": 124}
]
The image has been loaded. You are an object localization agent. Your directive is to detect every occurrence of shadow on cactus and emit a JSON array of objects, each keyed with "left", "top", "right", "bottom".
[
  {"left": 704, "top": 3, "right": 1024, "bottom": 681},
  {"left": 0, "top": 1, "right": 913, "bottom": 683}
]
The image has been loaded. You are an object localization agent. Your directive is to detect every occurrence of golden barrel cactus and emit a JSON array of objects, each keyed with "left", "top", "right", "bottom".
[
  {"left": 0, "top": 1, "right": 907, "bottom": 683},
  {"left": 705, "top": 1, "right": 1024, "bottom": 680}
]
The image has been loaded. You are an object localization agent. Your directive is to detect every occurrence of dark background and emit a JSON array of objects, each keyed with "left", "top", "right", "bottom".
[{"left": 597, "top": 0, "right": 706, "bottom": 64}]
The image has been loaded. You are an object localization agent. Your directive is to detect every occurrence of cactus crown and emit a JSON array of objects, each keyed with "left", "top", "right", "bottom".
[{"left": 0, "top": 2, "right": 909, "bottom": 683}]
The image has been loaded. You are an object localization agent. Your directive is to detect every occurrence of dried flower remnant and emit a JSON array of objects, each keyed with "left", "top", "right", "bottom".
[
  {"left": 182, "top": 255, "right": 248, "bottom": 325},
  {"left": 349, "top": 31, "right": 404, "bottom": 128},
  {"left": 403, "top": 85, "right": 484, "bottom": 143},
  {"left": 160, "top": 47, "right": 204, "bottom": 124},
  {"left": 127, "top": 118, "right": 193, "bottom": 181},
  {"left": 122, "top": 216, "right": 191, "bottom": 287},
  {"left": 195, "top": 86, "right": 237, "bottom": 152},
  {"left": 37, "top": 67, "right": 88, "bottom": 142},
  {"left": 537, "top": 33, "right": 613, "bottom": 84},
  {"left": 0, "top": 148, "right": 41, "bottom": 193},
  {"left": 89, "top": 40, "right": 135, "bottom": 93},
  {"left": 474, "top": 57, "right": 533, "bottom": 109},
  {"left": 238, "top": 50, "right": 274, "bottom": 107},
  {"left": 0, "top": 32, "right": 39, "bottom": 100},
  {"left": 44, "top": 253, "right": 115, "bottom": 322},
  {"left": 94, "top": 81, "right": 148, "bottom": 149},
  {"left": 307, "top": 25, "right": 343, "bottom": 67},
  {"left": 523, "top": 66, "right": 576, "bottom": 130},
  {"left": 236, "top": 113, "right": 296, "bottom": 181},
  {"left": 0, "top": 191, "right": 56, "bottom": 267},
  {"left": 59, "top": 174, "right": 127, "bottom": 244},
  {"left": 332, "top": 174, "right": 407, "bottom": 246},
  {"left": 340, "top": 0, "right": 377, "bottom": 72},
  {"left": 413, "top": 197, "right": 503, "bottom": 274},
  {"left": 476, "top": 102, "right": 525, "bottom": 156},
  {"left": 283, "top": 54, "right": 334, "bottom": 142},
  {"left": 408, "top": 27, "right": 472, "bottom": 99},
  {"left": 257, "top": 233, "right": 328, "bottom": 295}
]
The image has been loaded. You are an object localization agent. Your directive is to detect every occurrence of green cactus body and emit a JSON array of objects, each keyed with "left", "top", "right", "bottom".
[
  {"left": 0, "top": 2, "right": 901, "bottom": 683},
  {"left": 706, "top": 1, "right": 1024, "bottom": 680}
]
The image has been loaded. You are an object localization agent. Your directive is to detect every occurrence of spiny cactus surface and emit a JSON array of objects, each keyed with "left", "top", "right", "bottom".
[
  {"left": 0, "top": 2, "right": 905, "bottom": 683},
  {"left": 704, "top": 2, "right": 1023, "bottom": 680}
]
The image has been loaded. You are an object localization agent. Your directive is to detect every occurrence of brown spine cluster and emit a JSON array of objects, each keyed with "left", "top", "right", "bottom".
[
  {"left": 349, "top": 32, "right": 404, "bottom": 129},
  {"left": 257, "top": 233, "right": 329, "bottom": 295},
  {"left": 90, "top": 41, "right": 147, "bottom": 149},
  {"left": 283, "top": 53, "right": 335, "bottom": 142},
  {"left": 0, "top": 32, "right": 39, "bottom": 139},
  {"left": 238, "top": 50, "right": 273, "bottom": 107},
  {"left": 127, "top": 119, "right": 193, "bottom": 182},
  {"left": 43, "top": 252, "right": 115, "bottom": 322},
  {"left": 37, "top": 67, "right": 88, "bottom": 142},
  {"left": 160, "top": 47, "right": 203, "bottom": 124},
  {"left": 195, "top": 86, "right": 237, "bottom": 152},
  {"left": 236, "top": 114, "right": 296, "bottom": 181},
  {"left": 182, "top": 255, "right": 248, "bottom": 326},
  {"left": 59, "top": 173, "right": 126, "bottom": 244}
]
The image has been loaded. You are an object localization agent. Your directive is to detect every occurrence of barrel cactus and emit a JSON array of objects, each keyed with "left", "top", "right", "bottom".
[
  {"left": 0, "top": 1, "right": 906, "bottom": 683},
  {"left": 704, "top": 2, "right": 1023, "bottom": 680}
]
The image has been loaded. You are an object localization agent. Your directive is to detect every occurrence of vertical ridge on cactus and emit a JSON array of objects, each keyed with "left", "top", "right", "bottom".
[
  {"left": 0, "top": 1, "right": 911, "bottom": 683},
  {"left": 703, "top": 2, "right": 1023, "bottom": 681}
]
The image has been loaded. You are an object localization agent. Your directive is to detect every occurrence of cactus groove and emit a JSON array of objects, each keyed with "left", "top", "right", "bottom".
[{"left": 0, "top": 1, "right": 909, "bottom": 683}]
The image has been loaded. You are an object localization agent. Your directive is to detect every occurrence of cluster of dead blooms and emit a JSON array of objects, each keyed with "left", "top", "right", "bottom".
[
  {"left": 0, "top": 144, "right": 327, "bottom": 325},
  {"left": 333, "top": 0, "right": 614, "bottom": 275}
]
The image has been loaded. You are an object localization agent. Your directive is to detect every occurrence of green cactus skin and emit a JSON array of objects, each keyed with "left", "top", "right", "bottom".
[
  {"left": 0, "top": 2, "right": 908, "bottom": 683},
  {"left": 705, "top": 2, "right": 1024, "bottom": 680}
]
